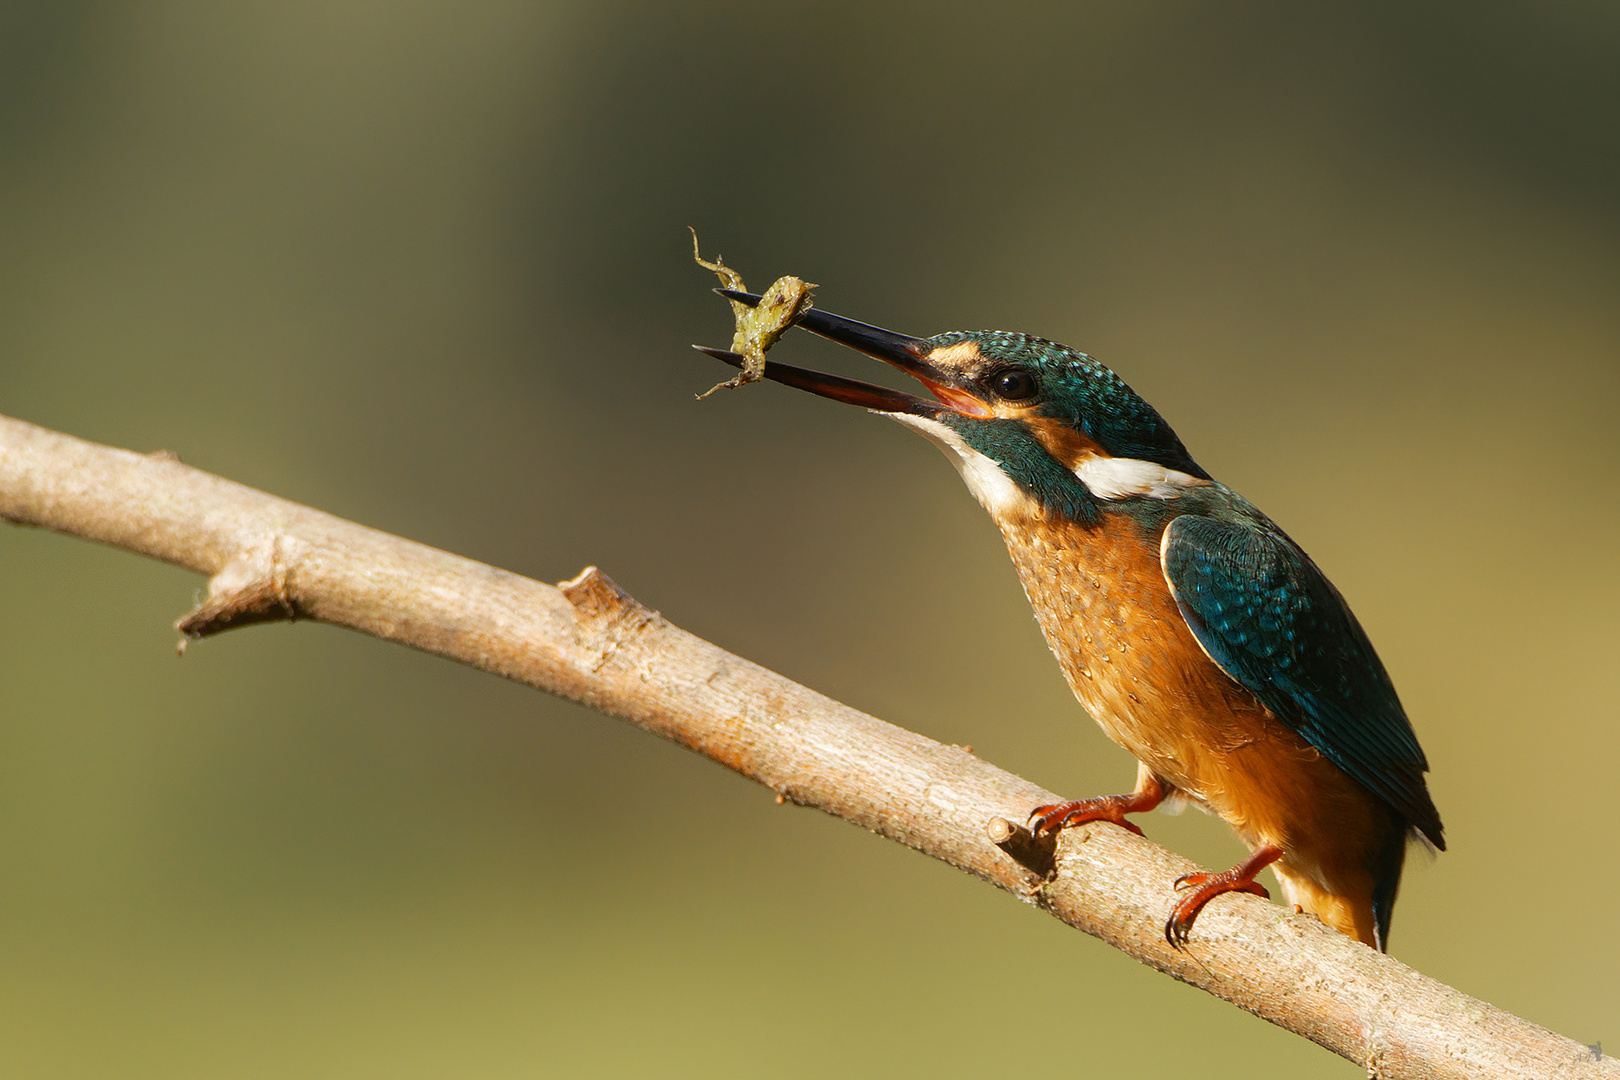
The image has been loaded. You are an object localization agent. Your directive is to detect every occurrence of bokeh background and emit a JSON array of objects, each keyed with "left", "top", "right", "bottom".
[{"left": 3, "top": 3, "right": 1617, "bottom": 1076}]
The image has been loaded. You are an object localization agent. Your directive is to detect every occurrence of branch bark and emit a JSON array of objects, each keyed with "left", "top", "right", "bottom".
[{"left": 1, "top": 412, "right": 1608, "bottom": 1080}]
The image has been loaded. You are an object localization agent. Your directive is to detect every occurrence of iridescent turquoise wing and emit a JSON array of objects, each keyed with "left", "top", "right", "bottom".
[{"left": 1161, "top": 515, "right": 1443, "bottom": 847}]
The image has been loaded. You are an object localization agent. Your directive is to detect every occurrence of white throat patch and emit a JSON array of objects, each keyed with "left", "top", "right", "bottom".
[
  {"left": 888, "top": 413, "right": 1026, "bottom": 517},
  {"left": 1073, "top": 455, "right": 1204, "bottom": 500}
]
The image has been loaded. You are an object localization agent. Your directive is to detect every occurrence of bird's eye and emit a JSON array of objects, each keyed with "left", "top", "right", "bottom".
[{"left": 989, "top": 367, "right": 1039, "bottom": 402}]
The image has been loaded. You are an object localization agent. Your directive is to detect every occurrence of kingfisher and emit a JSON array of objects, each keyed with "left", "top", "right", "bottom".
[{"left": 696, "top": 289, "right": 1444, "bottom": 951}]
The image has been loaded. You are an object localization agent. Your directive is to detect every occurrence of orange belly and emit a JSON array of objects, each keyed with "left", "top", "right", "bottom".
[{"left": 999, "top": 510, "right": 1401, "bottom": 946}]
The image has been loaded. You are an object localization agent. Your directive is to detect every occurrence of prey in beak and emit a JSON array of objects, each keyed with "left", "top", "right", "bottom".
[{"left": 692, "top": 289, "right": 993, "bottom": 420}]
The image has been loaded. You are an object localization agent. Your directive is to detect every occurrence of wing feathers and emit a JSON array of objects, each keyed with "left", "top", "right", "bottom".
[{"left": 1161, "top": 515, "right": 1444, "bottom": 848}]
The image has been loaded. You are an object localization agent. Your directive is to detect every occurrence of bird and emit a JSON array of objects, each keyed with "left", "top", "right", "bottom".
[{"left": 695, "top": 289, "right": 1443, "bottom": 951}]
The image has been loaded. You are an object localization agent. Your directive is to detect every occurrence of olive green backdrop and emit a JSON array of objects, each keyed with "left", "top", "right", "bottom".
[{"left": 2, "top": 3, "right": 1616, "bottom": 1077}]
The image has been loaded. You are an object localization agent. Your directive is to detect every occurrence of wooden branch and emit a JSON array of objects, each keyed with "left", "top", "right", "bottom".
[{"left": 1, "top": 412, "right": 1610, "bottom": 1080}]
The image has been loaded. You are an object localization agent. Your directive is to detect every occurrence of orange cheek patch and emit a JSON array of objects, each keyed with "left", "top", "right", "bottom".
[{"left": 1023, "top": 417, "right": 1106, "bottom": 469}]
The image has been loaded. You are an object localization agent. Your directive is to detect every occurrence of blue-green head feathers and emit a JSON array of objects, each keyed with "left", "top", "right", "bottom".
[{"left": 922, "top": 330, "right": 1210, "bottom": 482}]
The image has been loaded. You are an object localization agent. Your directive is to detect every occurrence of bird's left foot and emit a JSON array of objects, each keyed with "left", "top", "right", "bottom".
[
  {"left": 1165, "top": 844, "right": 1283, "bottom": 949},
  {"left": 1029, "top": 794, "right": 1150, "bottom": 838},
  {"left": 1029, "top": 776, "right": 1169, "bottom": 840}
]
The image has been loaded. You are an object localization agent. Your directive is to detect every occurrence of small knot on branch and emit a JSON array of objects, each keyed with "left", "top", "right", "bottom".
[
  {"left": 558, "top": 566, "right": 636, "bottom": 619},
  {"left": 987, "top": 815, "right": 1056, "bottom": 879},
  {"left": 176, "top": 540, "right": 301, "bottom": 641},
  {"left": 557, "top": 566, "right": 662, "bottom": 673}
]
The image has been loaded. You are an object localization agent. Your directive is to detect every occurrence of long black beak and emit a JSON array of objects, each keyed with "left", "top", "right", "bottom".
[
  {"left": 696, "top": 289, "right": 951, "bottom": 415},
  {"left": 690, "top": 346, "right": 938, "bottom": 415},
  {"left": 717, "top": 288, "right": 929, "bottom": 366}
]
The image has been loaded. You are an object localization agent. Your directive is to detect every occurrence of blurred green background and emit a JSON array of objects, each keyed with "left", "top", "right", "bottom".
[{"left": 2, "top": 2, "right": 1617, "bottom": 1076}]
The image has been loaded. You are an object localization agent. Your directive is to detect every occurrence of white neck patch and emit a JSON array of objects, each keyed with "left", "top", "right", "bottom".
[
  {"left": 1074, "top": 455, "right": 1204, "bottom": 500},
  {"left": 888, "top": 413, "right": 1026, "bottom": 518}
]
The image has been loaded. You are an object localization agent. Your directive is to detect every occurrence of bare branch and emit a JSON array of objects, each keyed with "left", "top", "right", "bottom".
[{"left": 1, "top": 412, "right": 1610, "bottom": 1080}]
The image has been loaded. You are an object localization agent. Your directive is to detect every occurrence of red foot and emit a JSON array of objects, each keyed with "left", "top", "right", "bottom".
[
  {"left": 1165, "top": 844, "right": 1283, "bottom": 949},
  {"left": 1029, "top": 776, "right": 1168, "bottom": 839}
]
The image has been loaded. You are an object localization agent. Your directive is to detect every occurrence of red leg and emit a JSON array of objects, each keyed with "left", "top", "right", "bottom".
[
  {"left": 1029, "top": 772, "right": 1169, "bottom": 839},
  {"left": 1165, "top": 844, "right": 1283, "bottom": 949}
]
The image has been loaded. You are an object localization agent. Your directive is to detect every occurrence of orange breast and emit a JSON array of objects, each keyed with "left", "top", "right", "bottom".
[{"left": 998, "top": 508, "right": 1400, "bottom": 944}]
